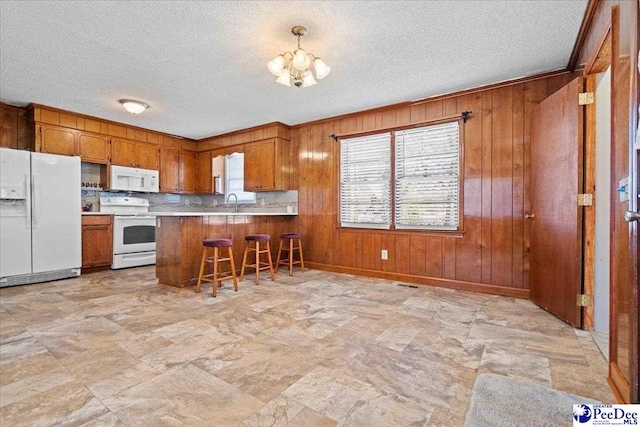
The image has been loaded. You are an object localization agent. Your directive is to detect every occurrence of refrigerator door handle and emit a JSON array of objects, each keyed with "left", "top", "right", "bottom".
[
  {"left": 24, "top": 174, "right": 31, "bottom": 229},
  {"left": 31, "top": 174, "right": 37, "bottom": 229}
]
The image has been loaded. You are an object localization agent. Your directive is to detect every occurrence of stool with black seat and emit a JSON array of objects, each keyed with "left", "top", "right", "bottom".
[
  {"left": 240, "top": 234, "right": 275, "bottom": 285},
  {"left": 196, "top": 238, "right": 238, "bottom": 297},
  {"left": 276, "top": 232, "right": 305, "bottom": 276}
]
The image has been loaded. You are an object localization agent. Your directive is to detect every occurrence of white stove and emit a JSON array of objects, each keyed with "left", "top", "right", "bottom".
[{"left": 100, "top": 197, "right": 156, "bottom": 269}]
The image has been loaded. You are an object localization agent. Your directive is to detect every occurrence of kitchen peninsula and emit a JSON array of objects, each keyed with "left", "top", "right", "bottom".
[{"left": 154, "top": 212, "right": 297, "bottom": 288}]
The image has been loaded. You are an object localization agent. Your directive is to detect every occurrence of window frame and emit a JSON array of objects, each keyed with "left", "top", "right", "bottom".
[
  {"left": 224, "top": 152, "right": 256, "bottom": 204},
  {"left": 337, "top": 117, "right": 465, "bottom": 234}
]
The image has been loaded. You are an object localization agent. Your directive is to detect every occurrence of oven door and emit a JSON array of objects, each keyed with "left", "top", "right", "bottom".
[{"left": 113, "top": 216, "right": 156, "bottom": 254}]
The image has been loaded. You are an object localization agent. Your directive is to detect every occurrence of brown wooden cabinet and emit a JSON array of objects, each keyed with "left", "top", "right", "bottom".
[
  {"left": 136, "top": 142, "right": 160, "bottom": 170},
  {"left": 160, "top": 147, "right": 180, "bottom": 192},
  {"left": 111, "top": 139, "right": 136, "bottom": 166},
  {"left": 77, "top": 132, "right": 110, "bottom": 164},
  {"left": 196, "top": 150, "right": 212, "bottom": 193},
  {"left": 81, "top": 215, "right": 113, "bottom": 269},
  {"left": 39, "top": 124, "right": 76, "bottom": 156},
  {"left": 244, "top": 138, "right": 279, "bottom": 191},
  {"left": 179, "top": 151, "right": 197, "bottom": 193},
  {"left": 112, "top": 139, "right": 159, "bottom": 170},
  {"left": 39, "top": 125, "right": 112, "bottom": 164}
]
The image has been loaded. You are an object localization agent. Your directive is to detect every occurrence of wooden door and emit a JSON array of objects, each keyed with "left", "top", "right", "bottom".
[
  {"left": 196, "top": 150, "right": 212, "bottom": 193},
  {"left": 81, "top": 215, "right": 113, "bottom": 268},
  {"left": 111, "top": 139, "right": 136, "bottom": 167},
  {"left": 77, "top": 132, "right": 110, "bottom": 164},
  {"left": 530, "top": 77, "right": 585, "bottom": 327},
  {"left": 136, "top": 143, "right": 159, "bottom": 170},
  {"left": 160, "top": 148, "right": 179, "bottom": 192},
  {"left": 244, "top": 139, "right": 275, "bottom": 191},
  {"left": 40, "top": 125, "right": 76, "bottom": 156},
  {"left": 179, "top": 151, "right": 197, "bottom": 193}
]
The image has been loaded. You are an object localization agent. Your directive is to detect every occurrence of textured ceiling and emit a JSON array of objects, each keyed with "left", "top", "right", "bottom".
[{"left": 0, "top": 1, "right": 587, "bottom": 139}]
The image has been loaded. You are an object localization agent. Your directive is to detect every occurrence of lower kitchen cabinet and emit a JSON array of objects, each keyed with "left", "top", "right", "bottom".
[{"left": 81, "top": 215, "right": 113, "bottom": 269}]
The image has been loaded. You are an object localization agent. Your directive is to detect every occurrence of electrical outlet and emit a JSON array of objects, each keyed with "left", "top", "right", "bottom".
[{"left": 381, "top": 249, "right": 388, "bottom": 260}]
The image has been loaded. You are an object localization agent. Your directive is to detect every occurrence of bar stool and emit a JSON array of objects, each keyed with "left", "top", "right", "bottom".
[
  {"left": 276, "top": 233, "right": 306, "bottom": 276},
  {"left": 240, "top": 234, "right": 275, "bottom": 285},
  {"left": 196, "top": 238, "right": 238, "bottom": 297}
]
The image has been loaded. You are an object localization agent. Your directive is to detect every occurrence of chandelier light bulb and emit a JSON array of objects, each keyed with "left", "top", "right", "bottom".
[
  {"left": 267, "top": 55, "right": 285, "bottom": 76},
  {"left": 313, "top": 57, "right": 331, "bottom": 79},
  {"left": 292, "top": 48, "right": 310, "bottom": 71}
]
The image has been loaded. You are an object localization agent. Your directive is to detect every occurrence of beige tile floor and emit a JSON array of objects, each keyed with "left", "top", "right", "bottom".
[{"left": 0, "top": 267, "right": 614, "bottom": 426}]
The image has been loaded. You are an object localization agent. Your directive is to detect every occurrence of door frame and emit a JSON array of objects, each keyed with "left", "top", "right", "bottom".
[
  {"left": 582, "top": 4, "right": 639, "bottom": 404},
  {"left": 582, "top": 8, "right": 614, "bottom": 332}
]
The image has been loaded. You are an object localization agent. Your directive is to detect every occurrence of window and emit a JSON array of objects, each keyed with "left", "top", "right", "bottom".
[
  {"left": 340, "top": 121, "right": 460, "bottom": 230},
  {"left": 225, "top": 153, "right": 255, "bottom": 203},
  {"left": 340, "top": 133, "right": 391, "bottom": 228}
]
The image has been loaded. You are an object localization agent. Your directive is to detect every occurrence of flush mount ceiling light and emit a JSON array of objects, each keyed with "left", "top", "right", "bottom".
[
  {"left": 119, "top": 99, "right": 149, "bottom": 114},
  {"left": 268, "top": 26, "right": 331, "bottom": 88}
]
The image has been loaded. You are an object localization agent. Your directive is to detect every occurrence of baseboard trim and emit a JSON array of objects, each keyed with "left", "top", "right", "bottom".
[
  {"left": 305, "top": 262, "right": 530, "bottom": 299},
  {"left": 609, "top": 361, "right": 630, "bottom": 403}
]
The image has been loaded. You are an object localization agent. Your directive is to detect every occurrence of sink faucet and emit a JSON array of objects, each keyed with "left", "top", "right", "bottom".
[{"left": 226, "top": 193, "right": 239, "bottom": 213}]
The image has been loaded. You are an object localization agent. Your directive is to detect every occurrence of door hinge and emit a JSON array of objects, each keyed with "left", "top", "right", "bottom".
[
  {"left": 577, "top": 193, "right": 593, "bottom": 206},
  {"left": 576, "top": 294, "right": 593, "bottom": 307},
  {"left": 578, "top": 92, "right": 594, "bottom": 105}
]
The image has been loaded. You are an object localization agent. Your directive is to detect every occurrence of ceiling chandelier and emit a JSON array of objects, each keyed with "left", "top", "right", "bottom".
[{"left": 267, "top": 26, "right": 331, "bottom": 88}]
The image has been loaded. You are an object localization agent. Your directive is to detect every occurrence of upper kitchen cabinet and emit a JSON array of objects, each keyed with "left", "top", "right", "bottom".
[
  {"left": 39, "top": 124, "right": 112, "bottom": 164},
  {"left": 112, "top": 139, "right": 159, "bottom": 170},
  {"left": 136, "top": 142, "right": 160, "bottom": 170},
  {"left": 111, "top": 139, "right": 135, "bottom": 166},
  {"left": 179, "top": 151, "right": 197, "bottom": 193},
  {"left": 39, "top": 124, "right": 76, "bottom": 156},
  {"left": 195, "top": 150, "right": 212, "bottom": 194},
  {"left": 244, "top": 138, "right": 293, "bottom": 191},
  {"left": 160, "top": 147, "right": 180, "bottom": 192},
  {"left": 77, "top": 132, "right": 110, "bottom": 164}
]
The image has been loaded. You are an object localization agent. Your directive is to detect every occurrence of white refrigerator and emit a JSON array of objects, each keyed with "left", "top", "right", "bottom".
[{"left": 0, "top": 148, "right": 81, "bottom": 287}]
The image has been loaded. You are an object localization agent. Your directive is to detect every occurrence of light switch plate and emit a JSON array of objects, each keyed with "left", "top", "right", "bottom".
[
  {"left": 619, "top": 177, "right": 630, "bottom": 202},
  {"left": 381, "top": 249, "right": 388, "bottom": 260}
]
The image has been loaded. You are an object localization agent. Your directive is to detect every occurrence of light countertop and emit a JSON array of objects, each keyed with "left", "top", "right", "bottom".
[
  {"left": 149, "top": 212, "right": 297, "bottom": 217},
  {"left": 82, "top": 212, "right": 113, "bottom": 216}
]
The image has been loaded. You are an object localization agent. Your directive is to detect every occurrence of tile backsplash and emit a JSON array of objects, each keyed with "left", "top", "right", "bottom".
[
  {"left": 80, "top": 162, "right": 298, "bottom": 213},
  {"left": 81, "top": 188, "right": 298, "bottom": 213}
]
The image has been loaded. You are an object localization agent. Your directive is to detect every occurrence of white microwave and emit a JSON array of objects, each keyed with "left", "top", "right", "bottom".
[{"left": 110, "top": 165, "right": 159, "bottom": 193}]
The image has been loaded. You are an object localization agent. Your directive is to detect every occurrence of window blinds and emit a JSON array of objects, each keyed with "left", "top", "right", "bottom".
[
  {"left": 395, "top": 122, "right": 460, "bottom": 230},
  {"left": 340, "top": 133, "right": 391, "bottom": 228}
]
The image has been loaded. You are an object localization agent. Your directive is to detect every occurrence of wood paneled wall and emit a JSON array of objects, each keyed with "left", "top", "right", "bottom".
[
  {"left": 292, "top": 72, "right": 577, "bottom": 298},
  {"left": 0, "top": 102, "right": 30, "bottom": 150}
]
